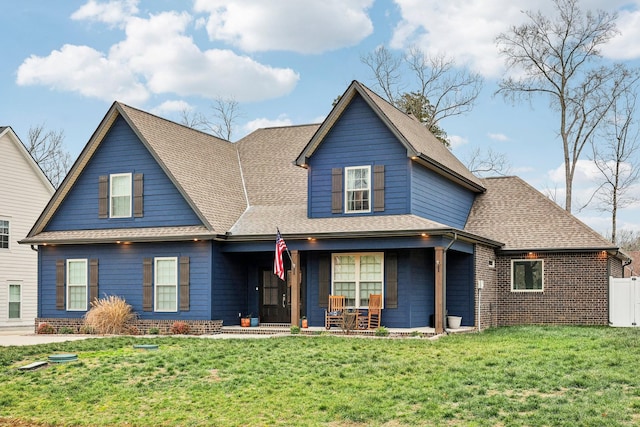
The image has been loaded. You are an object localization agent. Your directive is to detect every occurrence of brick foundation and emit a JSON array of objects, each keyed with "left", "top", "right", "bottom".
[{"left": 34, "top": 318, "right": 223, "bottom": 335}]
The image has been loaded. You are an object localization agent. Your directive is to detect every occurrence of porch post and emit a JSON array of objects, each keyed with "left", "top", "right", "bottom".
[
  {"left": 290, "top": 250, "right": 301, "bottom": 326},
  {"left": 434, "top": 246, "right": 445, "bottom": 334}
]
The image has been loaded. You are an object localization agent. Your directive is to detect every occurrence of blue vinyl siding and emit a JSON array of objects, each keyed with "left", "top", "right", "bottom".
[
  {"left": 46, "top": 116, "right": 201, "bottom": 231},
  {"left": 410, "top": 162, "right": 476, "bottom": 228},
  {"left": 211, "top": 249, "right": 250, "bottom": 326},
  {"left": 308, "top": 95, "right": 409, "bottom": 217},
  {"left": 38, "top": 242, "right": 212, "bottom": 320},
  {"left": 446, "top": 251, "right": 475, "bottom": 326}
]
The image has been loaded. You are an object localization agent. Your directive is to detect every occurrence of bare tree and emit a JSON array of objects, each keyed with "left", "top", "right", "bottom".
[
  {"left": 178, "top": 97, "right": 242, "bottom": 141},
  {"left": 464, "top": 147, "right": 511, "bottom": 177},
  {"left": 360, "top": 46, "right": 483, "bottom": 146},
  {"left": 589, "top": 89, "right": 640, "bottom": 243},
  {"left": 26, "top": 124, "right": 71, "bottom": 188},
  {"left": 614, "top": 228, "right": 640, "bottom": 251},
  {"left": 496, "top": 0, "right": 639, "bottom": 212}
]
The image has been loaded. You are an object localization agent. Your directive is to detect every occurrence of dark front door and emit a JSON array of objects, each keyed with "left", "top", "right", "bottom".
[{"left": 260, "top": 269, "right": 290, "bottom": 323}]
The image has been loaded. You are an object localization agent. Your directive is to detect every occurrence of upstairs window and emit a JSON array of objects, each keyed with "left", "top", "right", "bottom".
[
  {"left": 110, "top": 173, "right": 132, "bottom": 218},
  {"left": 345, "top": 166, "right": 371, "bottom": 213},
  {"left": 0, "top": 220, "right": 8, "bottom": 249},
  {"left": 511, "top": 259, "right": 544, "bottom": 291}
]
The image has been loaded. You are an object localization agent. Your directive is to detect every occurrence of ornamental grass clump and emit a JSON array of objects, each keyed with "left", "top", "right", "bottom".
[{"left": 83, "top": 295, "right": 137, "bottom": 335}]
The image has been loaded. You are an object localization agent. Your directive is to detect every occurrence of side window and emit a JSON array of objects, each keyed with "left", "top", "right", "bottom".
[
  {"left": 345, "top": 166, "right": 371, "bottom": 213},
  {"left": 511, "top": 259, "right": 544, "bottom": 291},
  {"left": 0, "top": 219, "right": 9, "bottom": 249},
  {"left": 110, "top": 173, "right": 132, "bottom": 218},
  {"left": 67, "top": 259, "right": 88, "bottom": 311},
  {"left": 8, "top": 283, "right": 21, "bottom": 319}
]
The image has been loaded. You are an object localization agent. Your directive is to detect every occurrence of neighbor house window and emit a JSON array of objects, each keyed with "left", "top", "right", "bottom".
[
  {"left": 345, "top": 166, "right": 371, "bottom": 213},
  {"left": 8, "top": 283, "right": 21, "bottom": 319},
  {"left": 110, "top": 173, "right": 132, "bottom": 218},
  {"left": 332, "top": 253, "right": 383, "bottom": 307},
  {"left": 0, "top": 220, "right": 8, "bottom": 249},
  {"left": 511, "top": 259, "right": 544, "bottom": 291},
  {"left": 155, "top": 257, "right": 177, "bottom": 312},
  {"left": 67, "top": 259, "right": 88, "bottom": 311}
]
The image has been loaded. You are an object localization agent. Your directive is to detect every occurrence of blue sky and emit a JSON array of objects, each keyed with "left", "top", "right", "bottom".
[{"left": 2, "top": 0, "right": 640, "bottom": 236}]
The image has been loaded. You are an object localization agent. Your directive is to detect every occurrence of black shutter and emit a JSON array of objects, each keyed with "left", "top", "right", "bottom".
[
  {"left": 318, "top": 255, "right": 330, "bottom": 308},
  {"left": 373, "top": 165, "right": 385, "bottom": 212},
  {"left": 385, "top": 253, "right": 398, "bottom": 308},
  {"left": 143, "top": 258, "right": 153, "bottom": 312},
  {"left": 331, "top": 168, "right": 343, "bottom": 214},
  {"left": 179, "top": 257, "right": 190, "bottom": 311},
  {"left": 56, "top": 259, "right": 65, "bottom": 310},
  {"left": 133, "top": 173, "right": 143, "bottom": 217},
  {"left": 89, "top": 259, "right": 99, "bottom": 304},
  {"left": 98, "top": 175, "right": 108, "bottom": 218}
]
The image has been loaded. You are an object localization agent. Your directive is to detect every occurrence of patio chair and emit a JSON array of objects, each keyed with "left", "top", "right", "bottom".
[
  {"left": 367, "top": 294, "right": 382, "bottom": 329},
  {"left": 325, "top": 295, "right": 345, "bottom": 329}
]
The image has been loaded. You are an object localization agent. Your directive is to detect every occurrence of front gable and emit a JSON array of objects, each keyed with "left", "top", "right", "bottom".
[{"left": 45, "top": 115, "right": 202, "bottom": 231}]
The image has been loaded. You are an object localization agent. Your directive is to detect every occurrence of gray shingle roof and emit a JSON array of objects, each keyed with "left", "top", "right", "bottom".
[{"left": 465, "top": 176, "right": 617, "bottom": 251}]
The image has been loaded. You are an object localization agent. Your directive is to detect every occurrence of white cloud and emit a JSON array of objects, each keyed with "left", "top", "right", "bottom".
[
  {"left": 390, "top": 0, "right": 640, "bottom": 78},
  {"left": 151, "top": 100, "right": 193, "bottom": 115},
  {"left": 16, "top": 44, "right": 149, "bottom": 104},
  {"left": 193, "top": 0, "right": 374, "bottom": 54},
  {"left": 16, "top": 7, "right": 299, "bottom": 104},
  {"left": 71, "top": 0, "right": 139, "bottom": 27},
  {"left": 243, "top": 114, "right": 294, "bottom": 134},
  {"left": 488, "top": 133, "right": 509, "bottom": 142},
  {"left": 448, "top": 134, "right": 468, "bottom": 149}
]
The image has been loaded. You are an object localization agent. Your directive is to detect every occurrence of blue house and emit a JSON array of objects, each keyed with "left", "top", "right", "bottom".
[{"left": 22, "top": 81, "right": 627, "bottom": 333}]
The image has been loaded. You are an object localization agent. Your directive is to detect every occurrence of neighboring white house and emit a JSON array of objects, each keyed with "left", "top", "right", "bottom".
[{"left": 0, "top": 127, "right": 54, "bottom": 328}]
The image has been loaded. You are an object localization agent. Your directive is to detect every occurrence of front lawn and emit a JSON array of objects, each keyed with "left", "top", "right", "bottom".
[{"left": 1, "top": 326, "right": 640, "bottom": 426}]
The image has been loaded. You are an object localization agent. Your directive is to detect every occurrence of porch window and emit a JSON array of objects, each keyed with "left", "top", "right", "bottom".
[
  {"left": 155, "top": 257, "right": 177, "bottom": 312},
  {"left": 9, "top": 283, "right": 21, "bottom": 319},
  {"left": 67, "top": 259, "right": 88, "bottom": 311},
  {"left": 332, "top": 253, "right": 383, "bottom": 307},
  {"left": 110, "top": 173, "right": 132, "bottom": 218},
  {"left": 345, "top": 166, "right": 371, "bottom": 213},
  {"left": 511, "top": 259, "right": 544, "bottom": 291}
]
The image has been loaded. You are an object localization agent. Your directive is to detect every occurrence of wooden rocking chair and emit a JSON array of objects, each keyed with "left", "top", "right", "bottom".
[
  {"left": 325, "top": 295, "right": 345, "bottom": 329},
  {"left": 367, "top": 294, "right": 382, "bottom": 329}
]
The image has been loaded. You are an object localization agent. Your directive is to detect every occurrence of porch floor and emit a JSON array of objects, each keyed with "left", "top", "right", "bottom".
[{"left": 221, "top": 323, "right": 476, "bottom": 338}]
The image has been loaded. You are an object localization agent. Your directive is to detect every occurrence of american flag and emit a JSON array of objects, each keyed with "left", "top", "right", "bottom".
[{"left": 274, "top": 229, "right": 288, "bottom": 281}]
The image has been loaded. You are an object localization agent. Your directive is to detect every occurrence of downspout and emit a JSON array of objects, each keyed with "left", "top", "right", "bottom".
[{"left": 442, "top": 232, "right": 457, "bottom": 331}]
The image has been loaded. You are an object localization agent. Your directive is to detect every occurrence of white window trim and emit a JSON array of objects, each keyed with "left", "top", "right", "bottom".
[
  {"left": 67, "top": 259, "right": 88, "bottom": 311},
  {"left": 0, "top": 218, "right": 9, "bottom": 250},
  {"left": 331, "top": 252, "right": 384, "bottom": 308},
  {"left": 8, "top": 282, "right": 22, "bottom": 320},
  {"left": 511, "top": 259, "right": 544, "bottom": 292},
  {"left": 344, "top": 165, "right": 371, "bottom": 214},
  {"left": 154, "top": 257, "right": 178, "bottom": 312},
  {"left": 109, "top": 173, "right": 132, "bottom": 218}
]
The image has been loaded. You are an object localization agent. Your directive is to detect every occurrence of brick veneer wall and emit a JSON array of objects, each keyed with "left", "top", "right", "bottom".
[
  {"left": 496, "top": 251, "right": 618, "bottom": 326},
  {"left": 474, "top": 244, "right": 498, "bottom": 330},
  {"left": 35, "top": 318, "right": 223, "bottom": 335}
]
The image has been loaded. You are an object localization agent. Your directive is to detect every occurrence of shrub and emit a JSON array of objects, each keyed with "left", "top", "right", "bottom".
[
  {"left": 290, "top": 325, "right": 301, "bottom": 334},
  {"left": 148, "top": 327, "right": 160, "bottom": 335},
  {"left": 375, "top": 326, "right": 389, "bottom": 337},
  {"left": 79, "top": 325, "right": 97, "bottom": 334},
  {"left": 58, "top": 326, "right": 75, "bottom": 334},
  {"left": 170, "top": 321, "right": 190, "bottom": 335},
  {"left": 37, "top": 322, "right": 55, "bottom": 334},
  {"left": 84, "top": 295, "right": 137, "bottom": 335}
]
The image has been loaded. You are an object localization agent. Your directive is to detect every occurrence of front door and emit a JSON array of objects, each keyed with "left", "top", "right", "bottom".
[{"left": 260, "top": 269, "right": 290, "bottom": 323}]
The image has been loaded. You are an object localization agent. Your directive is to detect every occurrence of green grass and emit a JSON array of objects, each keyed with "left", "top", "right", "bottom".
[{"left": 1, "top": 326, "right": 640, "bottom": 426}]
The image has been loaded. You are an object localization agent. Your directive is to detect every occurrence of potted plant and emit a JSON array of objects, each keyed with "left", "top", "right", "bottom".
[
  {"left": 250, "top": 315, "right": 259, "bottom": 327},
  {"left": 241, "top": 314, "right": 251, "bottom": 327},
  {"left": 301, "top": 316, "right": 308, "bottom": 328}
]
